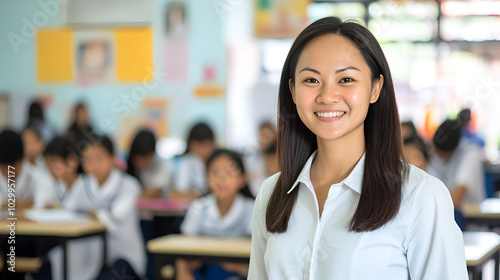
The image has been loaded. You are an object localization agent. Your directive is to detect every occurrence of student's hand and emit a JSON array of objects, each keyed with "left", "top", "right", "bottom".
[
  {"left": 169, "top": 189, "right": 201, "bottom": 200},
  {"left": 140, "top": 187, "right": 163, "bottom": 199},
  {"left": 15, "top": 200, "right": 33, "bottom": 210},
  {"left": 87, "top": 210, "right": 98, "bottom": 220}
]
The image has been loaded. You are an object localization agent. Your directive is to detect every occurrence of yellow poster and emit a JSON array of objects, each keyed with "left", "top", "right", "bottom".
[
  {"left": 37, "top": 28, "right": 73, "bottom": 82},
  {"left": 115, "top": 27, "right": 153, "bottom": 82}
]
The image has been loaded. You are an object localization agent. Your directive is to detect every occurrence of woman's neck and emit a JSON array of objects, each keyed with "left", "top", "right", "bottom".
[
  {"left": 311, "top": 125, "right": 366, "bottom": 186},
  {"left": 216, "top": 194, "right": 237, "bottom": 217}
]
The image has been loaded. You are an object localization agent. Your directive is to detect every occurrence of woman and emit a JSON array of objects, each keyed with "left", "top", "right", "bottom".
[{"left": 248, "top": 17, "right": 467, "bottom": 279}]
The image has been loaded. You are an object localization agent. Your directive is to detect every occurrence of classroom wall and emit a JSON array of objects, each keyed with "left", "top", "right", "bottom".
[{"left": 0, "top": 0, "right": 227, "bottom": 154}]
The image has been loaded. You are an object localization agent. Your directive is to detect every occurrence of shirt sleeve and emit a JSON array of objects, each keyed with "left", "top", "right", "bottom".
[
  {"left": 96, "top": 178, "right": 140, "bottom": 232},
  {"left": 32, "top": 169, "right": 57, "bottom": 209},
  {"left": 405, "top": 177, "right": 468, "bottom": 280},
  {"left": 180, "top": 199, "right": 203, "bottom": 235},
  {"left": 454, "top": 147, "right": 484, "bottom": 203},
  {"left": 248, "top": 178, "right": 274, "bottom": 280}
]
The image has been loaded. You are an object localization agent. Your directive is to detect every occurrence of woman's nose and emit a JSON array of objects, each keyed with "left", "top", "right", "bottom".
[{"left": 316, "top": 83, "right": 341, "bottom": 104}]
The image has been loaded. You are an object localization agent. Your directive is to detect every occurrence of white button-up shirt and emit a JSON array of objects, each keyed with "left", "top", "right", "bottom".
[{"left": 248, "top": 151, "right": 468, "bottom": 280}]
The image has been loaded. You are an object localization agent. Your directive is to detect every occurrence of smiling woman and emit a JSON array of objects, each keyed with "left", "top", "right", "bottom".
[{"left": 248, "top": 17, "right": 468, "bottom": 280}]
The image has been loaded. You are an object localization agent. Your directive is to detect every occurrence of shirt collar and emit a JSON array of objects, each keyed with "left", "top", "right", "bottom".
[{"left": 287, "top": 150, "right": 366, "bottom": 195}]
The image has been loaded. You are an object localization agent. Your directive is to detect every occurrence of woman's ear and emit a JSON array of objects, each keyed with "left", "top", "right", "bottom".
[
  {"left": 289, "top": 79, "right": 296, "bottom": 104},
  {"left": 370, "top": 74, "right": 384, "bottom": 104}
]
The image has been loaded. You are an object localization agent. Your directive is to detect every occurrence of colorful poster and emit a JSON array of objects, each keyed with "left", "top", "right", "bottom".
[
  {"left": 142, "top": 98, "right": 169, "bottom": 137},
  {"left": 74, "top": 30, "right": 115, "bottom": 86},
  {"left": 254, "top": 0, "right": 310, "bottom": 38}
]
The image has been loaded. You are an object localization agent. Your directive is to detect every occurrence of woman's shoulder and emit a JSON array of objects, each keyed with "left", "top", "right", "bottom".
[{"left": 401, "top": 163, "right": 453, "bottom": 209}]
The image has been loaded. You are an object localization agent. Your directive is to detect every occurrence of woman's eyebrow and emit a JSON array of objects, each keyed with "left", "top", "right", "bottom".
[
  {"left": 336, "top": 66, "right": 360, "bottom": 73},
  {"left": 299, "top": 67, "right": 320, "bottom": 74}
]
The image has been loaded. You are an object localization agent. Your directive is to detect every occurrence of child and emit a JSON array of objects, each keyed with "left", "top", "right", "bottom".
[
  {"left": 0, "top": 129, "right": 50, "bottom": 209},
  {"left": 127, "top": 129, "right": 174, "bottom": 198},
  {"left": 172, "top": 122, "right": 216, "bottom": 199},
  {"left": 22, "top": 124, "right": 46, "bottom": 168},
  {"left": 177, "top": 149, "right": 254, "bottom": 280},
  {"left": 78, "top": 134, "right": 145, "bottom": 279}
]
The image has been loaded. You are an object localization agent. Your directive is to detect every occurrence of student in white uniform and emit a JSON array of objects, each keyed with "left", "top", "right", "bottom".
[
  {"left": 34, "top": 136, "right": 103, "bottom": 280},
  {"left": 73, "top": 134, "right": 145, "bottom": 279},
  {"left": 22, "top": 124, "right": 46, "bottom": 168},
  {"left": 428, "top": 115, "right": 485, "bottom": 207},
  {"left": 177, "top": 149, "right": 254, "bottom": 280},
  {"left": 0, "top": 129, "right": 51, "bottom": 210},
  {"left": 127, "top": 129, "right": 174, "bottom": 198},
  {"left": 248, "top": 17, "right": 467, "bottom": 280},
  {"left": 172, "top": 122, "right": 216, "bottom": 199}
]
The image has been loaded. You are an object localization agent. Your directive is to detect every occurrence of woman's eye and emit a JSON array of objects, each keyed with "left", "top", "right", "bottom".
[
  {"left": 340, "top": 78, "right": 354, "bottom": 83},
  {"left": 304, "top": 78, "right": 319, "bottom": 83}
]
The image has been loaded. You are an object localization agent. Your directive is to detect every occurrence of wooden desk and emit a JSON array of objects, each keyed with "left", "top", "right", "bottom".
[
  {"left": 463, "top": 199, "right": 500, "bottom": 227},
  {"left": 147, "top": 234, "right": 251, "bottom": 280},
  {"left": 136, "top": 198, "right": 191, "bottom": 217},
  {"left": 465, "top": 231, "right": 500, "bottom": 280},
  {"left": 0, "top": 218, "right": 106, "bottom": 280}
]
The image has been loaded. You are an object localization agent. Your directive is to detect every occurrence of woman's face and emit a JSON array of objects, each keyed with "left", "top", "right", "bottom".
[
  {"left": 290, "top": 34, "right": 383, "bottom": 142},
  {"left": 207, "top": 155, "right": 245, "bottom": 201}
]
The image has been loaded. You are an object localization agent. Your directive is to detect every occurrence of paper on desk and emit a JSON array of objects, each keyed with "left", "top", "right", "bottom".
[{"left": 24, "top": 209, "right": 90, "bottom": 223}]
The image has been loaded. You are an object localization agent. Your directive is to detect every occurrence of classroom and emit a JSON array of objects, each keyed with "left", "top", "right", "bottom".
[{"left": 1, "top": 0, "right": 500, "bottom": 279}]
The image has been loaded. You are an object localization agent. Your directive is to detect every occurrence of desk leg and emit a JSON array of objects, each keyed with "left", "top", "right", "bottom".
[
  {"left": 101, "top": 232, "right": 107, "bottom": 273},
  {"left": 495, "top": 251, "right": 500, "bottom": 280},
  {"left": 62, "top": 239, "right": 68, "bottom": 280}
]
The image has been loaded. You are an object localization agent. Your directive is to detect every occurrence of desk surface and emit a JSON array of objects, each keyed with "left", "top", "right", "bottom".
[
  {"left": 0, "top": 219, "right": 106, "bottom": 237},
  {"left": 147, "top": 234, "right": 251, "bottom": 258},
  {"left": 464, "top": 231, "right": 500, "bottom": 267},
  {"left": 463, "top": 198, "right": 500, "bottom": 219}
]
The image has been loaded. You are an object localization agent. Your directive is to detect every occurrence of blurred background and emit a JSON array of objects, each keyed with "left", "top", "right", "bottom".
[{"left": 0, "top": 0, "right": 499, "bottom": 176}]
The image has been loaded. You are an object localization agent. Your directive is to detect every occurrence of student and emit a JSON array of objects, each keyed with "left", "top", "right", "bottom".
[
  {"left": 26, "top": 100, "right": 56, "bottom": 143},
  {"left": 0, "top": 129, "right": 51, "bottom": 209},
  {"left": 66, "top": 102, "right": 93, "bottom": 154},
  {"left": 127, "top": 129, "right": 174, "bottom": 198},
  {"left": 177, "top": 149, "right": 254, "bottom": 280},
  {"left": 263, "top": 138, "right": 280, "bottom": 176},
  {"left": 244, "top": 121, "right": 277, "bottom": 196},
  {"left": 43, "top": 134, "right": 145, "bottom": 280},
  {"left": 172, "top": 122, "right": 216, "bottom": 199},
  {"left": 427, "top": 112, "right": 485, "bottom": 207},
  {"left": 35, "top": 137, "right": 81, "bottom": 209},
  {"left": 22, "top": 124, "right": 46, "bottom": 168},
  {"left": 248, "top": 17, "right": 467, "bottom": 279},
  {"left": 403, "top": 134, "right": 430, "bottom": 171}
]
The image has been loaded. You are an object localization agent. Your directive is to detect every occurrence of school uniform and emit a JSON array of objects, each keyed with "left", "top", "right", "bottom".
[
  {"left": 0, "top": 160, "right": 51, "bottom": 204},
  {"left": 248, "top": 151, "right": 468, "bottom": 280},
  {"left": 175, "top": 153, "right": 207, "bottom": 194},
  {"left": 181, "top": 193, "right": 254, "bottom": 237},
  {"left": 139, "top": 155, "right": 174, "bottom": 196},
  {"left": 68, "top": 169, "right": 146, "bottom": 278},
  {"left": 427, "top": 139, "right": 485, "bottom": 204},
  {"left": 243, "top": 149, "right": 266, "bottom": 197}
]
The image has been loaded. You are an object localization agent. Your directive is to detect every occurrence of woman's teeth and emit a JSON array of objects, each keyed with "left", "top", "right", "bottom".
[{"left": 315, "top": 111, "right": 345, "bottom": 118}]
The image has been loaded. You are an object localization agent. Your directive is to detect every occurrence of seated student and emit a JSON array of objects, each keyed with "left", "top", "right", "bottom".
[
  {"left": 127, "top": 129, "right": 174, "bottom": 198},
  {"left": 177, "top": 149, "right": 254, "bottom": 280},
  {"left": 78, "top": 134, "right": 145, "bottom": 279},
  {"left": 403, "top": 134, "right": 430, "bottom": 171},
  {"left": 172, "top": 122, "right": 216, "bottom": 199},
  {"left": 38, "top": 134, "right": 146, "bottom": 280},
  {"left": 22, "top": 124, "right": 46, "bottom": 168},
  {"left": 34, "top": 137, "right": 81, "bottom": 209},
  {"left": 263, "top": 138, "right": 280, "bottom": 177},
  {"left": 0, "top": 129, "right": 51, "bottom": 210},
  {"left": 66, "top": 102, "right": 93, "bottom": 154},
  {"left": 427, "top": 113, "right": 485, "bottom": 207}
]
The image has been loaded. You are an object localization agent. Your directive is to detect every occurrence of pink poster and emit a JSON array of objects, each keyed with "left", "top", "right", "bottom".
[{"left": 164, "top": 40, "right": 189, "bottom": 82}]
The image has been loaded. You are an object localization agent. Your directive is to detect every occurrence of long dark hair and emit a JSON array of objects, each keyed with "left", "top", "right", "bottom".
[
  {"left": 206, "top": 149, "right": 254, "bottom": 200},
  {"left": 267, "top": 17, "right": 408, "bottom": 233},
  {"left": 126, "top": 129, "right": 156, "bottom": 184}
]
